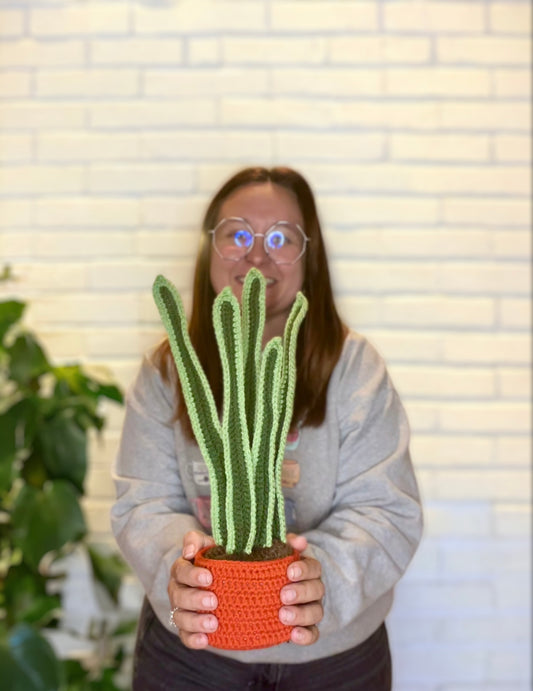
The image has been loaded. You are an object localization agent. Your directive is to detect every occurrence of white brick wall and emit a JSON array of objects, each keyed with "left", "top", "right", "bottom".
[{"left": 1, "top": 1, "right": 530, "bottom": 688}]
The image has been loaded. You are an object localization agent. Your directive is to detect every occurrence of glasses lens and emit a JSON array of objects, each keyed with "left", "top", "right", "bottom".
[
  {"left": 214, "top": 219, "right": 253, "bottom": 260},
  {"left": 265, "top": 223, "right": 305, "bottom": 263}
]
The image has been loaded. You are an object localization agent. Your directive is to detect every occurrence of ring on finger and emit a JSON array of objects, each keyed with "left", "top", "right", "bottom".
[{"left": 169, "top": 605, "right": 181, "bottom": 629}]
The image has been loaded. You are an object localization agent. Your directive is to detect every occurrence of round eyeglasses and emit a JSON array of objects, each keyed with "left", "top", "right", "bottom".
[{"left": 209, "top": 217, "right": 309, "bottom": 265}]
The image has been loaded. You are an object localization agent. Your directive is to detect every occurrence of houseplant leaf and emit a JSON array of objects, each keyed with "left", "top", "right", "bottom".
[
  {"left": 0, "top": 300, "right": 25, "bottom": 344},
  {"left": 0, "top": 624, "right": 63, "bottom": 691},
  {"left": 11, "top": 481, "right": 87, "bottom": 571},
  {"left": 38, "top": 410, "right": 87, "bottom": 492},
  {"left": 7, "top": 333, "right": 50, "bottom": 386}
]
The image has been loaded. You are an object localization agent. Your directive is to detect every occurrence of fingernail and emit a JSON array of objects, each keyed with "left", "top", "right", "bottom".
[
  {"left": 281, "top": 588, "right": 296, "bottom": 604},
  {"left": 199, "top": 572, "right": 212, "bottom": 586},
  {"left": 288, "top": 565, "right": 301, "bottom": 580},
  {"left": 204, "top": 616, "right": 217, "bottom": 631},
  {"left": 280, "top": 607, "right": 295, "bottom": 624},
  {"left": 182, "top": 545, "right": 194, "bottom": 560},
  {"left": 292, "top": 628, "right": 305, "bottom": 642},
  {"left": 202, "top": 594, "right": 216, "bottom": 609}
]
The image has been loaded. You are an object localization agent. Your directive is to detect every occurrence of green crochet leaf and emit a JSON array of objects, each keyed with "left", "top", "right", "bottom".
[
  {"left": 152, "top": 275, "right": 226, "bottom": 547},
  {"left": 241, "top": 268, "right": 265, "bottom": 445}
]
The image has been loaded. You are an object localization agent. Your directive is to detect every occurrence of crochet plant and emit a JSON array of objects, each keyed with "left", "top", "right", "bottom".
[{"left": 153, "top": 269, "right": 308, "bottom": 556}]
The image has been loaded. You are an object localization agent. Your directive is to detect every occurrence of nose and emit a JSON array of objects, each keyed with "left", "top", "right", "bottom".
[{"left": 245, "top": 237, "right": 269, "bottom": 266}]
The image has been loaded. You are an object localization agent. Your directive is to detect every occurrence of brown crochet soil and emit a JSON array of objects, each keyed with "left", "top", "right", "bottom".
[{"left": 205, "top": 539, "right": 294, "bottom": 562}]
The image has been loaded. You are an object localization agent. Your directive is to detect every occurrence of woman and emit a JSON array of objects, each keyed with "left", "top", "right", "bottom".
[{"left": 111, "top": 166, "right": 423, "bottom": 690}]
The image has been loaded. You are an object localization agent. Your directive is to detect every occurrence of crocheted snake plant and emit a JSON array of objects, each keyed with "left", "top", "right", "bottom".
[{"left": 153, "top": 268, "right": 308, "bottom": 556}]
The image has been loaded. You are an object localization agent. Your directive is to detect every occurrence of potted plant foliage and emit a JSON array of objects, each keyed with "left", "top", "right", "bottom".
[
  {"left": 153, "top": 268, "right": 308, "bottom": 650},
  {"left": 0, "top": 286, "right": 131, "bottom": 689}
]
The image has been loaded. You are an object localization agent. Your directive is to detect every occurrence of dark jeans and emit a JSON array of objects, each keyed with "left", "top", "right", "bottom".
[{"left": 132, "top": 598, "right": 392, "bottom": 690}]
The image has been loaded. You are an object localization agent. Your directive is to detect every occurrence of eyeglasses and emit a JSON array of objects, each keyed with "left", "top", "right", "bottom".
[{"left": 209, "top": 217, "right": 309, "bottom": 265}]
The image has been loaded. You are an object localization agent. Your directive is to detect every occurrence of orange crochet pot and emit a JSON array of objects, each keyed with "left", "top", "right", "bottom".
[{"left": 194, "top": 545, "right": 299, "bottom": 651}]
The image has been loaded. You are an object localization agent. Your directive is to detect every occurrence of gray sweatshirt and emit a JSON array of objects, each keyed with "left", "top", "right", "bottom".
[{"left": 111, "top": 330, "right": 423, "bottom": 664}]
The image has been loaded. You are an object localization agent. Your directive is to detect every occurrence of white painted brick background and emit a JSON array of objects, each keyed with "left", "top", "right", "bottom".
[{"left": 0, "top": 1, "right": 530, "bottom": 688}]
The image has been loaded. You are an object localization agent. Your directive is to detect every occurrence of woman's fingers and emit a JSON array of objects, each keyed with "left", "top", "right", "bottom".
[
  {"left": 290, "top": 625, "right": 320, "bottom": 646},
  {"left": 181, "top": 530, "right": 216, "bottom": 561}
]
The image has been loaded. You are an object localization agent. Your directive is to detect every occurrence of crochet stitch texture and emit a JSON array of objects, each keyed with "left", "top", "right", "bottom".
[{"left": 153, "top": 268, "right": 308, "bottom": 556}]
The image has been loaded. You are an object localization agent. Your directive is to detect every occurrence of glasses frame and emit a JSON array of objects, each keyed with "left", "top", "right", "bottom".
[{"left": 209, "top": 216, "right": 310, "bottom": 266}]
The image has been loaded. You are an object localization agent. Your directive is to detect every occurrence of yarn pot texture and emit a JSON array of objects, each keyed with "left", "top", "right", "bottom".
[{"left": 194, "top": 545, "right": 299, "bottom": 651}]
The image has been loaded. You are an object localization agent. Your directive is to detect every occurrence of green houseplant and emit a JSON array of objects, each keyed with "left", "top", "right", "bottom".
[
  {"left": 0, "top": 291, "right": 130, "bottom": 690},
  {"left": 153, "top": 268, "right": 308, "bottom": 650}
]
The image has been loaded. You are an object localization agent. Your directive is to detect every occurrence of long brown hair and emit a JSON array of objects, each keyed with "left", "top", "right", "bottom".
[{"left": 154, "top": 166, "right": 347, "bottom": 439}]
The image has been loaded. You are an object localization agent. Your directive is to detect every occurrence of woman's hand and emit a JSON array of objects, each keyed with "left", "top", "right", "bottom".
[
  {"left": 167, "top": 530, "right": 218, "bottom": 649},
  {"left": 280, "top": 534, "right": 325, "bottom": 645}
]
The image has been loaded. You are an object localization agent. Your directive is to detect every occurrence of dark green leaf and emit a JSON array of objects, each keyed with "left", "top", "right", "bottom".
[
  {"left": 11, "top": 481, "right": 87, "bottom": 571},
  {"left": 0, "top": 300, "right": 25, "bottom": 344},
  {"left": 87, "top": 546, "right": 129, "bottom": 605},
  {"left": 38, "top": 410, "right": 87, "bottom": 492},
  {"left": 0, "top": 624, "right": 63, "bottom": 691},
  {"left": 4, "top": 564, "right": 60, "bottom": 627},
  {"left": 0, "top": 398, "right": 39, "bottom": 493},
  {"left": 8, "top": 333, "right": 50, "bottom": 385}
]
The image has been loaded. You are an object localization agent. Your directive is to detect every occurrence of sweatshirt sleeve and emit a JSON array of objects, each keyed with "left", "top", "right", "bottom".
[
  {"left": 303, "top": 336, "right": 423, "bottom": 637},
  {"left": 110, "top": 354, "right": 201, "bottom": 628}
]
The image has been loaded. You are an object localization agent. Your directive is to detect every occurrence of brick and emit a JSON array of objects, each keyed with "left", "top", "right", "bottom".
[
  {"left": 443, "top": 198, "right": 531, "bottom": 226},
  {"left": 136, "top": 230, "right": 198, "bottom": 257},
  {"left": 83, "top": 499, "right": 113, "bottom": 535},
  {"left": 86, "top": 328, "right": 162, "bottom": 358},
  {"left": 428, "top": 469, "right": 530, "bottom": 501},
  {"left": 320, "top": 195, "right": 439, "bottom": 225},
  {"left": 0, "top": 134, "right": 32, "bottom": 162},
  {"left": 438, "top": 37, "right": 531, "bottom": 65},
  {"left": 382, "top": 297, "right": 495, "bottom": 328},
  {"left": 495, "top": 436, "right": 532, "bottom": 466},
  {"left": 487, "top": 644, "right": 532, "bottom": 683},
  {"left": 90, "top": 38, "right": 184, "bottom": 66},
  {"left": 386, "top": 68, "right": 490, "bottom": 97},
  {"left": 493, "top": 572, "right": 531, "bottom": 608},
  {"left": 390, "top": 133, "right": 490, "bottom": 162},
  {"left": 329, "top": 36, "right": 430, "bottom": 64},
  {"left": 440, "top": 102, "right": 531, "bottom": 131},
  {"left": 85, "top": 466, "right": 115, "bottom": 500},
  {"left": 498, "top": 368, "right": 532, "bottom": 399},
  {"left": 30, "top": 5, "right": 130, "bottom": 37},
  {"left": 0, "top": 72, "right": 31, "bottom": 98},
  {"left": 494, "top": 68, "right": 532, "bottom": 97},
  {"left": 491, "top": 230, "right": 531, "bottom": 259},
  {"left": 274, "top": 133, "right": 384, "bottom": 162},
  {"left": 494, "top": 134, "right": 532, "bottom": 163},
  {"left": 144, "top": 69, "right": 268, "bottom": 97},
  {"left": 0, "top": 166, "right": 84, "bottom": 195},
  {"left": 31, "top": 294, "right": 138, "bottom": 326},
  {"left": 0, "top": 231, "right": 32, "bottom": 258},
  {"left": 0, "top": 103, "right": 85, "bottom": 130},
  {"left": 133, "top": 1, "right": 266, "bottom": 33},
  {"left": 15, "top": 263, "right": 87, "bottom": 293},
  {"left": 410, "top": 434, "right": 494, "bottom": 467},
  {"left": 37, "top": 329, "right": 85, "bottom": 360},
  {"left": 494, "top": 504, "right": 532, "bottom": 537},
  {"left": 438, "top": 262, "right": 530, "bottom": 295},
  {"left": 443, "top": 334, "right": 531, "bottom": 365},
  {"left": 0, "top": 39, "right": 85, "bottom": 67},
  {"left": 0, "top": 200, "right": 32, "bottom": 227},
  {"left": 439, "top": 403, "right": 531, "bottom": 434},
  {"left": 384, "top": 2, "right": 485, "bottom": 33},
  {"left": 140, "top": 131, "right": 273, "bottom": 161},
  {"left": 498, "top": 298, "right": 531, "bottom": 329},
  {"left": 142, "top": 196, "right": 210, "bottom": 229},
  {"left": 441, "top": 615, "right": 530, "bottom": 644},
  {"left": 490, "top": 3, "right": 532, "bottom": 34},
  {"left": 442, "top": 539, "right": 530, "bottom": 575},
  {"left": 362, "top": 330, "right": 442, "bottom": 363},
  {"left": 389, "top": 365, "right": 495, "bottom": 399},
  {"left": 396, "top": 582, "right": 493, "bottom": 613},
  {"left": 270, "top": 2, "right": 377, "bottom": 31},
  {"left": 221, "top": 97, "right": 335, "bottom": 128},
  {"left": 334, "top": 295, "right": 382, "bottom": 328},
  {"left": 335, "top": 260, "right": 437, "bottom": 294},
  {"left": 87, "top": 165, "right": 194, "bottom": 194},
  {"left": 87, "top": 260, "right": 193, "bottom": 292},
  {"left": 34, "top": 232, "right": 134, "bottom": 258},
  {"left": 187, "top": 38, "right": 221, "bottom": 65},
  {"left": 402, "top": 402, "right": 439, "bottom": 432},
  {"left": 36, "top": 70, "right": 138, "bottom": 97},
  {"left": 90, "top": 100, "right": 216, "bottom": 128},
  {"left": 424, "top": 502, "right": 491, "bottom": 537},
  {"left": 35, "top": 199, "right": 139, "bottom": 228},
  {"left": 0, "top": 10, "right": 24, "bottom": 37},
  {"left": 37, "top": 133, "right": 141, "bottom": 162},
  {"left": 273, "top": 68, "right": 382, "bottom": 97},
  {"left": 222, "top": 37, "right": 327, "bottom": 65}
]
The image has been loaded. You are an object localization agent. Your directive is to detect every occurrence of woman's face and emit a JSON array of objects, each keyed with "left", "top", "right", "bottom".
[{"left": 209, "top": 182, "right": 305, "bottom": 338}]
